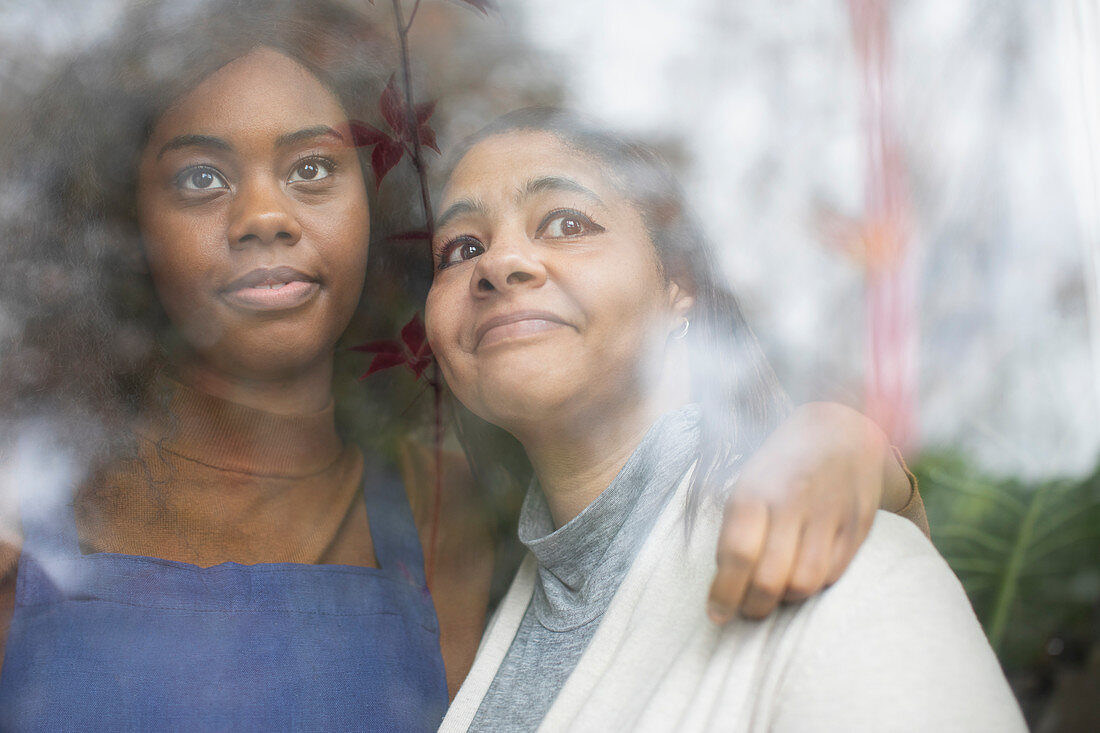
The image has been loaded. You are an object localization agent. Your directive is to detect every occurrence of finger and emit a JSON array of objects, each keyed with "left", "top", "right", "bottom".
[
  {"left": 740, "top": 511, "right": 802, "bottom": 619},
  {"left": 856, "top": 477, "right": 879, "bottom": 541},
  {"left": 836, "top": 475, "right": 877, "bottom": 577},
  {"left": 829, "top": 483, "right": 882, "bottom": 584},
  {"left": 827, "top": 468, "right": 884, "bottom": 589},
  {"left": 825, "top": 506, "right": 859, "bottom": 585},
  {"left": 707, "top": 497, "right": 769, "bottom": 624},
  {"left": 783, "top": 517, "right": 837, "bottom": 602}
]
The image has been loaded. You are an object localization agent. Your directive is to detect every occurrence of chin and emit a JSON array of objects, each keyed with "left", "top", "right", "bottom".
[
  {"left": 209, "top": 329, "right": 337, "bottom": 382},
  {"left": 469, "top": 370, "right": 579, "bottom": 434}
]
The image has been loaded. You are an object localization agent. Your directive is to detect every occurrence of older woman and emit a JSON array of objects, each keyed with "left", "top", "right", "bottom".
[{"left": 426, "top": 108, "right": 1025, "bottom": 731}]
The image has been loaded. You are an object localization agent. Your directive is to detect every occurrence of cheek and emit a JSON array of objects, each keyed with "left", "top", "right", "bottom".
[
  {"left": 424, "top": 285, "right": 461, "bottom": 367},
  {"left": 139, "top": 215, "right": 219, "bottom": 305},
  {"left": 425, "top": 282, "right": 477, "bottom": 397},
  {"left": 330, "top": 188, "right": 371, "bottom": 261},
  {"left": 575, "top": 265, "right": 674, "bottom": 377},
  {"left": 312, "top": 196, "right": 371, "bottom": 305},
  {"left": 579, "top": 261, "right": 669, "bottom": 336}
]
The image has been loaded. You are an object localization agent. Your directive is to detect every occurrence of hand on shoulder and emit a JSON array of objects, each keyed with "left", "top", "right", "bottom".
[{"left": 707, "top": 402, "right": 923, "bottom": 622}]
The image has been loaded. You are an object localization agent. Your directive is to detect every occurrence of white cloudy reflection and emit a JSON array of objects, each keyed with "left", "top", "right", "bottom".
[{"left": 515, "top": 0, "right": 1100, "bottom": 481}]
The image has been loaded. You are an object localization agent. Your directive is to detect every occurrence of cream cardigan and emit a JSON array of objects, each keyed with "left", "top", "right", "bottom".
[{"left": 441, "top": 472, "right": 1026, "bottom": 732}]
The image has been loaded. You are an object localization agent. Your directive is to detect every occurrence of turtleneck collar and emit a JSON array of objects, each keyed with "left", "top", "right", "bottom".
[
  {"left": 134, "top": 377, "right": 344, "bottom": 478},
  {"left": 518, "top": 405, "right": 701, "bottom": 631}
]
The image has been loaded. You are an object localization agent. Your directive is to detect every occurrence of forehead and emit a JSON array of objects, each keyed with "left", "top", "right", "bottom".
[
  {"left": 442, "top": 130, "right": 620, "bottom": 206},
  {"left": 149, "top": 47, "right": 348, "bottom": 138}
]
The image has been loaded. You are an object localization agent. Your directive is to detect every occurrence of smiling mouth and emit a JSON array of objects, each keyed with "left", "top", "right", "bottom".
[
  {"left": 476, "top": 310, "right": 570, "bottom": 349},
  {"left": 222, "top": 266, "right": 320, "bottom": 312}
]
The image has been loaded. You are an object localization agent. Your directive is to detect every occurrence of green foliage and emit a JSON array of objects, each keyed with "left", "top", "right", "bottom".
[{"left": 913, "top": 453, "right": 1100, "bottom": 672}]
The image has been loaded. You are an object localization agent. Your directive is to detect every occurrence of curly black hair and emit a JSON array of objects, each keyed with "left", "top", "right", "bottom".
[{"left": 0, "top": 0, "right": 400, "bottom": 456}]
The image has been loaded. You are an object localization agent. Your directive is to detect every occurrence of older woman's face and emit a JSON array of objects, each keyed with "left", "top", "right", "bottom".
[
  {"left": 426, "top": 130, "right": 692, "bottom": 433},
  {"left": 136, "top": 47, "right": 370, "bottom": 382}
]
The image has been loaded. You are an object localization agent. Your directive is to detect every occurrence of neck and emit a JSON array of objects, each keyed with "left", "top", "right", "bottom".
[
  {"left": 521, "top": 402, "right": 662, "bottom": 529},
  {"left": 517, "top": 350, "right": 691, "bottom": 528},
  {"left": 175, "top": 357, "right": 335, "bottom": 415}
]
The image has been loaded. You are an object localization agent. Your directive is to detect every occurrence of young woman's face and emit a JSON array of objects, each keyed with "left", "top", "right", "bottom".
[
  {"left": 136, "top": 47, "right": 370, "bottom": 382},
  {"left": 425, "top": 130, "right": 692, "bottom": 433}
]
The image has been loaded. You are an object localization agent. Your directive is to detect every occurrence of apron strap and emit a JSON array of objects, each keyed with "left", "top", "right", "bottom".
[{"left": 362, "top": 462, "right": 428, "bottom": 588}]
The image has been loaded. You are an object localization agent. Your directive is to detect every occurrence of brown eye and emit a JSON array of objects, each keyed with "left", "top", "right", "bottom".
[
  {"left": 288, "top": 157, "right": 334, "bottom": 183},
  {"left": 438, "top": 236, "right": 485, "bottom": 269},
  {"left": 560, "top": 217, "right": 584, "bottom": 235},
  {"left": 540, "top": 209, "right": 604, "bottom": 239},
  {"left": 176, "top": 166, "right": 228, "bottom": 191},
  {"left": 458, "top": 242, "right": 482, "bottom": 260}
]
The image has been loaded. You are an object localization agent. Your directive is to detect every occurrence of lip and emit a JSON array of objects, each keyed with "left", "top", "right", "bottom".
[
  {"left": 221, "top": 266, "right": 320, "bottom": 312},
  {"left": 475, "top": 309, "right": 570, "bottom": 349}
]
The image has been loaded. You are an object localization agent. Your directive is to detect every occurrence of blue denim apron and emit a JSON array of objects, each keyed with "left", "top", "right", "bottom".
[{"left": 0, "top": 466, "right": 448, "bottom": 731}]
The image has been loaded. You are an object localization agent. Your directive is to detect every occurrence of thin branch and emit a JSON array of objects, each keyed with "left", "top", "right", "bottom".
[
  {"left": 388, "top": 0, "right": 442, "bottom": 587},
  {"left": 390, "top": 0, "right": 435, "bottom": 237},
  {"left": 404, "top": 0, "right": 424, "bottom": 34}
]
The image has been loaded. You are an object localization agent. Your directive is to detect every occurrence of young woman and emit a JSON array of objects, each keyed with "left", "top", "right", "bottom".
[
  {"left": 0, "top": 4, "right": 448, "bottom": 729},
  {"left": 426, "top": 108, "right": 1026, "bottom": 731},
  {"left": 0, "top": 0, "right": 926, "bottom": 728}
]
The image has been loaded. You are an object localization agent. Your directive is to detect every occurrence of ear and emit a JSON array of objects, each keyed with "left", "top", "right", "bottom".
[
  {"left": 667, "top": 275, "right": 696, "bottom": 329},
  {"left": 668, "top": 270, "right": 695, "bottom": 314}
]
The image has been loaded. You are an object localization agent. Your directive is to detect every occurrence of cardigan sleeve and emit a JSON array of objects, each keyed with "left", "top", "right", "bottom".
[{"left": 767, "top": 514, "right": 1024, "bottom": 733}]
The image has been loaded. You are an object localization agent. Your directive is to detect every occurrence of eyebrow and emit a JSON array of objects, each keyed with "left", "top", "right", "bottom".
[
  {"left": 521, "top": 176, "right": 605, "bottom": 207},
  {"left": 434, "top": 198, "right": 489, "bottom": 232},
  {"left": 156, "top": 134, "right": 231, "bottom": 160},
  {"left": 434, "top": 176, "right": 607, "bottom": 231},
  {"left": 274, "top": 125, "right": 346, "bottom": 149},
  {"left": 156, "top": 125, "right": 346, "bottom": 160}
]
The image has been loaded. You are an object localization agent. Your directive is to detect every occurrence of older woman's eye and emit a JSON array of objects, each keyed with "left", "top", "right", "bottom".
[
  {"left": 438, "top": 236, "right": 485, "bottom": 269},
  {"left": 176, "top": 166, "right": 228, "bottom": 191},
  {"left": 288, "top": 157, "right": 335, "bottom": 183},
  {"left": 539, "top": 209, "right": 605, "bottom": 238}
]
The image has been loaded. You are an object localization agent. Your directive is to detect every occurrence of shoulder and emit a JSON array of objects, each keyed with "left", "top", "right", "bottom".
[
  {"left": 807, "top": 511, "right": 982, "bottom": 636},
  {"left": 832, "top": 510, "right": 950, "bottom": 587},
  {"left": 761, "top": 511, "right": 1026, "bottom": 732}
]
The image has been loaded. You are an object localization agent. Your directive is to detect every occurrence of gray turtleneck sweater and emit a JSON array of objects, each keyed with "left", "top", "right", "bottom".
[{"left": 469, "top": 406, "right": 701, "bottom": 731}]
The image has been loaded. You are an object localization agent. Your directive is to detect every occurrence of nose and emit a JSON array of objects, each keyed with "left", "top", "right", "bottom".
[
  {"left": 472, "top": 231, "right": 547, "bottom": 296},
  {"left": 227, "top": 177, "right": 302, "bottom": 248}
]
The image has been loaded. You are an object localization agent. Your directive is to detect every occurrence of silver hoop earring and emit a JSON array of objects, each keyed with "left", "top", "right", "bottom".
[{"left": 672, "top": 318, "right": 690, "bottom": 339}]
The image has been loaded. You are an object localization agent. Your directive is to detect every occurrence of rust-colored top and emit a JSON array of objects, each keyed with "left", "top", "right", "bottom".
[
  {"left": 73, "top": 379, "right": 372, "bottom": 567},
  {"left": 0, "top": 378, "right": 374, "bottom": 666}
]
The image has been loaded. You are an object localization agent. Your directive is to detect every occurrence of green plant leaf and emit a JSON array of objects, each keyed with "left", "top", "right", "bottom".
[{"left": 913, "top": 453, "right": 1100, "bottom": 671}]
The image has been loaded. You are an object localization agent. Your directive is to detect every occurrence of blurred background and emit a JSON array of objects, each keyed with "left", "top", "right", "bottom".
[{"left": 2, "top": 0, "right": 1099, "bottom": 729}]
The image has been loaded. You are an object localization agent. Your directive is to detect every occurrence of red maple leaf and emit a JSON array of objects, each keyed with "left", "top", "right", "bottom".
[
  {"left": 347, "top": 120, "right": 389, "bottom": 147},
  {"left": 347, "top": 78, "right": 440, "bottom": 184},
  {"left": 380, "top": 77, "right": 441, "bottom": 154},
  {"left": 345, "top": 120, "right": 403, "bottom": 185},
  {"left": 353, "top": 313, "right": 434, "bottom": 380}
]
